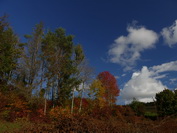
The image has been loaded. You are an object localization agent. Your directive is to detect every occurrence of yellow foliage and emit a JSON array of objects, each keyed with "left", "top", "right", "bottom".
[{"left": 90, "top": 79, "right": 106, "bottom": 107}]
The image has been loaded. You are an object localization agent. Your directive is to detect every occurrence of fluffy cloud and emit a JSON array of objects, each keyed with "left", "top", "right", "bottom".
[
  {"left": 108, "top": 24, "right": 159, "bottom": 71},
  {"left": 121, "top": 66, "right": 165, "bottom": 104},
  {"left": 161, "top": 20, "right": 177, "bottom": 47},
  {"left": 151, "top": 61, "right": 177, "bottom": 73},
  {"left": 121, "top": 60, "right": 177, "bottom": 104}
]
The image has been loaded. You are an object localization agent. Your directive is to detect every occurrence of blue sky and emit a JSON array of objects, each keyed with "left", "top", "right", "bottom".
[{"left": 1, "top": 0, "right": 177, "bottom": 104}]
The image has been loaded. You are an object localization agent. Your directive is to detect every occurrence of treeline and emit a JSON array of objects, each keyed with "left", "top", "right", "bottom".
[
  {"left": 129, "top": 89, "right": 177, "bottom": 120},
  {"left": 0, "top": 15, "right": 120, "bottom": 121}
]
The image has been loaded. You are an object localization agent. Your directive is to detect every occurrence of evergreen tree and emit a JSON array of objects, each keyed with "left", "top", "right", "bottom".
[
  {"left": 0, "top": 15, "right": 20, "bottom": 91},
  {"left": 42, "top": 28, "right": 84, "bottom": 106}
]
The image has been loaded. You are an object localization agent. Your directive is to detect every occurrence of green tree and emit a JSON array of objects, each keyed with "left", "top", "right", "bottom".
[
  {"left": 156, "top": 89, "right": 175, "bottom": 116},
  {"left": 42, "top": 28, "right": 84, "bottom": 106},
  {"left": 16, "top": 23, "right": 44, "bottom": 98},
  {"left": 0, "top": 15, "right": 20, "bottom": 90},
  {"left": 71, "top": 45, "right": 85, "bottom": 113},
  {"left": 129, "top": 98, "right": 145, "bottom": 116},
  {"left": 174, "top": 89, "right": 177, "bottom": 113}
]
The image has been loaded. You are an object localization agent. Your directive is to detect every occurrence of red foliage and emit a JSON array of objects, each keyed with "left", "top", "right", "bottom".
[
  {"left": 72, "top": 97, "right": 90, "bottom": 113},
  {"left": 0, "top": 92, "right": 8, "bottom": 111},
  {"left": 97, "top": 71, "right": 120, "bottom": 105}
]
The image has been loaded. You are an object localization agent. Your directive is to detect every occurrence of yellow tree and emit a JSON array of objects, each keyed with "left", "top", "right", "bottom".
[{"left": 89, "top": 79, "right": 106, "bottom": 107}]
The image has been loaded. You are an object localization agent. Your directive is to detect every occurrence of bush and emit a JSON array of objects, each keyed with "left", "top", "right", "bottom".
[
  {"left": 129, "top": 99, "right": 145, "bottom": 116},
  {"left": 49, "top": 106, "right": 71, "bottom": 120},
  {"left": 0, "top": 110, "right": 11, "bottom": 121},
  {"left": 144, "top": 112, "right": 158, "bottom": 120},
  {"left": 156, "top": 89, "right": 176, "bottom": 116}
]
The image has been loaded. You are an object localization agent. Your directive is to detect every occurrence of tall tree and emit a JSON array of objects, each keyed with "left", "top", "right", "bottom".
[
  {"left": 0, "top": 15, "right": 20, "bottom": 90},
  {"left": 42, "top": 28, "right": 84, "bottom": 106},
  {"left": 89, "top": 79, "right": 106, "bottom": 107},
  {"left": 71, "top": 45, "right": 85, "bottom": 113},
  {"left": 16, "top": 22, "right": 43, "bottom": 98},
  {"left": 97, "top": 71, "right": 120, "bottom": 106},
  {"left": 78, "top": 59, "right": 94, "bottom": 112}
]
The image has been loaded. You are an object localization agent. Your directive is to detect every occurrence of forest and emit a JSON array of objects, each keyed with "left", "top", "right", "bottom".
[{"left": 0, "top": 15, "right": 177, "bottom": 132}]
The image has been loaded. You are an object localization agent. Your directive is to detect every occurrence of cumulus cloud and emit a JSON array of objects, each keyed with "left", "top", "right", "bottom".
[
  {"left": 121, "top": 66, "right": 165, "bottom": 104},
  {"left": 121, "top": 60, "right": 177, "bottom": 104},
  {"left": 108, "top": 24, "right": 159, "bottom": 71},
  {"left": 161, "top": 20, "right": 177, "bottom": 47}
]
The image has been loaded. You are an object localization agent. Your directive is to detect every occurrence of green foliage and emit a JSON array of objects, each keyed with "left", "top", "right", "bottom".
[
  {"left": 156, "top": 89, "right": 177, "bottom": 116},
  {"left": 39, "top": 88, "right": 45, "bottom": 98},
  {"left": 144, "top": 112, "right": 158, "bottom": 120},
  {"left": 0, "top": 120, "right": 21, "bottom": 132},
  {"left": 0, "top": 15, "right": 20, "bottom": 85},
  {"left": 0, "top": 110, "right": 11, "bottom": 120},
  {"left": 42, "top": 28, "right": 84, "bottom": 106},
  {"left": 129, "top": 98, "right": 145, "bottom": 116},
  {"left": 17, "top": 22, "right": 44, "bottom": 92}
]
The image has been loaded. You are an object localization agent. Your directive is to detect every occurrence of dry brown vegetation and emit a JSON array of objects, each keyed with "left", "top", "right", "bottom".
[{"left": 1, "top": 106, "right": 176, "bottom": 133}]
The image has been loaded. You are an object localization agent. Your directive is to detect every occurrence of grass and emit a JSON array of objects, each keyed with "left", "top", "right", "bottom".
[
  {"left": 0, "top": 121, "right": 21, "bottom": 133},
  {"left": 0, "top": 118, "right": 31, "bottom": 133},
  {"left": 144, "top": 112, "right": 158, "bottom": 120}
]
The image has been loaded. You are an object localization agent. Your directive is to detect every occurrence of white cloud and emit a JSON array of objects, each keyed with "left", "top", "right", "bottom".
[
  {"left": 161, "top": 20, "right": 177, "bottom": 47},
  {"left": 121, "top": 66, "right": 165, "bottom": 104},
  {"left": 170, "top": 78, "right": 177, "bottom": 84},
  {"left": 121, "top": 60, "right": 177, "bottom": 104},
  {"left": 151, "top": 61, "right": 177, "bottom": 73},
  {"left": 121, "top": 74, "right": 126, "bottom": 77},
  {"left": 108, "top": 24, "right": 159, "bottom": 71},
  {"left": 114, "top": 76, "right": 119, "bottom": 79}
]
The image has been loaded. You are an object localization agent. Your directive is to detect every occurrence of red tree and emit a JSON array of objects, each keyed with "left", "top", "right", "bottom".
[{"left": 97, "top": 71, "right": 120, "bottom": 106}]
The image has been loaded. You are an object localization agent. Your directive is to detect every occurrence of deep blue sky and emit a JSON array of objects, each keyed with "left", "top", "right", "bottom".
[{"left": 1, "top": 0, "right": 177, "bottom": 104}]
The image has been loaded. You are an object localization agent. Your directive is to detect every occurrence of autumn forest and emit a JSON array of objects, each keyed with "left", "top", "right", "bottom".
[{"left": 0, "top": 15, "right": 177, "bottom": 132}]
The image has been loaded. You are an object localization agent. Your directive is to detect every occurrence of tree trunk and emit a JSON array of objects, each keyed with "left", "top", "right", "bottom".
[
  {"left": 79, "top": 82, "right": 84, "bottom": 113},
  {"left": 44, "top": 98, "right": 47, "bottom": 115},
  {"left": 71, "top": 87, "right": 75, "bottom": 114}
]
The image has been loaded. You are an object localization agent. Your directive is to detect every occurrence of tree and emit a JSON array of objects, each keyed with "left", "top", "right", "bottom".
[
  {"left": 97, "top": 71, "right": 120, "bottom": 106},
  {"left": 89, "top": 79, "right": 106, "bottom": 107},
  {"left": 42, "top": 28, "right": 84, "bottom": 106},
  {"left": 77, "top": 59, "right": 94, "bottom": 112},
  {"left": 16, "top": 23, "right": 44, "bottom": 99},
  {"left": 0, "top": 15, "right": 20, "bottom": 90},
  {"left": 155, "top": 89, "right": 176, "bottom": 116},
  {"left": 129, "top": 98, "right": 145, "bottom": 116},
  {"left": 71, "top": 45, "right": 85, "bottom": 113}
]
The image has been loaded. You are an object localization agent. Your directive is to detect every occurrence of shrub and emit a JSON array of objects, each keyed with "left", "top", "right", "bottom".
[
  {"left": 129, "top": 98, "right": 145, "bottom": 116},
  {"left": 156, "top": 89, "right": 176, "bottom": 116},
  {"left": 49, "top": 106, "right": 71, "bottom": 120},
  {"left": 144, "top": 112, "right": 158, "bottom": 120}
]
